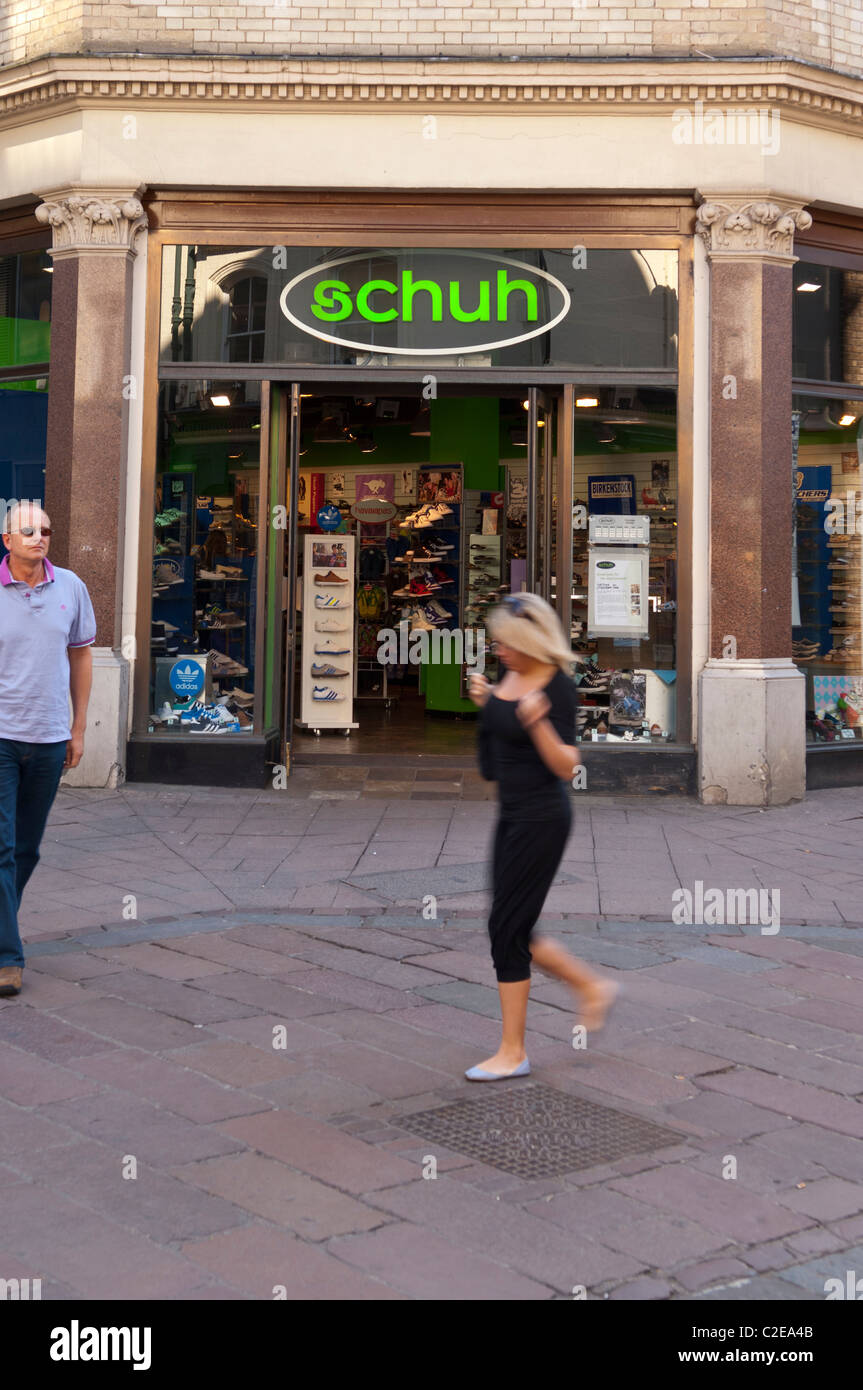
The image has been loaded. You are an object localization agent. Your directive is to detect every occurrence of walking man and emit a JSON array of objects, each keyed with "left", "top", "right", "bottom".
[{"left": 0, "top": 502, "right": 95, "bottom": 996}]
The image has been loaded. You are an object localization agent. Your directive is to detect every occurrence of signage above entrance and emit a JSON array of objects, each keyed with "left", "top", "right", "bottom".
[{"left": 279, "top": 250, "right": 571, "bottom": 357}]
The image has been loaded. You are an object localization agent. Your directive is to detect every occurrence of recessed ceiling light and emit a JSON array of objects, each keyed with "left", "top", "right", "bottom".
[
  {"left": 210, "top": 394, "right": 231, "bottom": 407},
  {"left": 796, "top": 282, "right": 822, "bottom": 293},
  {"left": 576, "top": 397, "right": 599, "bottom": 408},
  {"left": 838, "top": 414, "right": 858, "bottom": 427}
]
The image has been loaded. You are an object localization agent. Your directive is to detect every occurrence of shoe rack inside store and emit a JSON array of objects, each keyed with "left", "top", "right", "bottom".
[
  {"left": 793, "top": 450, "right": 863, "bottom": 743},
  {"left": 150, "top": 467, "right": 258, "bottom": 734}
]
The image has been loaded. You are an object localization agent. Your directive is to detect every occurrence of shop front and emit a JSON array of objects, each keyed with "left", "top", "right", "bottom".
[{"left": 125, "top": 196, "right": 693, "bottom": 790}]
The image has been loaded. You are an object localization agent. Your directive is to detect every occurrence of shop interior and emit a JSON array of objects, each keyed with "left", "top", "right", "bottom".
[{"left": 148, "top": 382, "right": 679, "bottom": 754}]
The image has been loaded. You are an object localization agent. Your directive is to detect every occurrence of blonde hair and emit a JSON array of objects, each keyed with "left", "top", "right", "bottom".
[{"left": 488, "top": 592, "right": 574, "bottom": 672}]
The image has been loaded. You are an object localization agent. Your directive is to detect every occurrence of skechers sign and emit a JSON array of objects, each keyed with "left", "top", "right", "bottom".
[{"left": 279, "top": 250, "right": 571, "bottom": 356}]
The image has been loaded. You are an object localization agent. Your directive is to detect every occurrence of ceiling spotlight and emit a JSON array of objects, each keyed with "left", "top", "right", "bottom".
[
  {"left": 576, "top": 397, "right": 599, "bottom": 408},
  {"left": 796, "top": 282, "right": 822, "bottom": 293},
  {"left": 210, "top": 394, "right": 232, "bottom": 408},
  {"left": 838, "top": 413, "right": 858, "bottom": 427}
]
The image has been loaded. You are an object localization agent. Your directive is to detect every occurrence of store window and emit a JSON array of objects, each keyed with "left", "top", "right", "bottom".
[
  {"left": 793, "top": 261, "right": 863, "bottom": 387},
  {"left": 148, "top": 380, "right": 260, "bottom": 735},
  {"left": 792, "top": 390, "right": 863, "bottom": 743},
  {"left": 568, "top": 389, "right": 679, "bottom": 743},
  {"left": 0, "top": 250, "right": 51, "bottom": 552},
  {"left": 161, "top": 246, "right": 678, "bottom": 371},
  {"left": 224, "top": 276, "right": 267, "bottom": 362}
]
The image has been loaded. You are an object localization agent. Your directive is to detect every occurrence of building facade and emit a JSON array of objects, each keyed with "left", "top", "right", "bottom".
[{"left": 1, "top": 1, "right": 862, "bottom": 804}]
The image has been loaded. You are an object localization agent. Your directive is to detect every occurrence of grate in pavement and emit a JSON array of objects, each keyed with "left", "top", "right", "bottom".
[{"left": 394, "top": 1084, "right": 681, "bottom": 1179}]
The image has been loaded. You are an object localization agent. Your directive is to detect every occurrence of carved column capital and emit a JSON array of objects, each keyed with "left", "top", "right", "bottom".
[
  {"left": 695, "top": 194, "right": 812, "bottom": 264},
  {"left": 35, "top": 187, "right": 148, "bottom": 259}
]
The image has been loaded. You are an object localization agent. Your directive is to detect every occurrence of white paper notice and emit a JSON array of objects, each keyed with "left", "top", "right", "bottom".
[{"left": 592, "top": 555, "right": 644, "bottom": 632}]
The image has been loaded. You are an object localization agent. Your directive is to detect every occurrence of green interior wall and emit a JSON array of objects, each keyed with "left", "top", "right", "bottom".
[{"left": 430, "top": 397, "right": 502, "bottom": 491}]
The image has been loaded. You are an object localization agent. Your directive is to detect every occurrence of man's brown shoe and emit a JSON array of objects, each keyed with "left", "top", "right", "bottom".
[{"left": 0, "top": 967, "right": 23, "bottom": 996}]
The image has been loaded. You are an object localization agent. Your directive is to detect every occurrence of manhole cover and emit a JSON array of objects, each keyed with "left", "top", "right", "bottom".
[{"left": 395, "top": 1084, "right": 681, "bottom": 1179}]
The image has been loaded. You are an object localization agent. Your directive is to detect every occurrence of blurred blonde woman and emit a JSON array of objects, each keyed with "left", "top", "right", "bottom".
[{"left": 467, "top": 592, "right": 618, "bottom": 1080}]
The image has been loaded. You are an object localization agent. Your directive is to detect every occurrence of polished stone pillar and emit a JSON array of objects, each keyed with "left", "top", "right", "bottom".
[
  {"left": 36, "top": 188, "right": 147, "bottom": 787},
  {"left": 696, "top": 195, "right": 811, "bottom": 806}
]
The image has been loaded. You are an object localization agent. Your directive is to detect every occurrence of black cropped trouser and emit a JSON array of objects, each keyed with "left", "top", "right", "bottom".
[{"left": 487, "top": 803, "right": 572, "bottom": 983}]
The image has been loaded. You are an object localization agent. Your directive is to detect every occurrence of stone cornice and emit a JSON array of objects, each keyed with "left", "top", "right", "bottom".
[{"left": 1, "top": 55, "right": 863, "bottom": 134}]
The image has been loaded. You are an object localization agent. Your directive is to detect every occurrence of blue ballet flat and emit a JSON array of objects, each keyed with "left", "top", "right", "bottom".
[{"left": 464, "top": 1058, "right": 531, "bottom": 1082}]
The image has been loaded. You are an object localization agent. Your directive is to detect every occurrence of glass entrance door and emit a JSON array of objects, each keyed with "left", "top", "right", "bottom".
[{"left": 265, "top": 383, "right": 302, "bottom": 771}]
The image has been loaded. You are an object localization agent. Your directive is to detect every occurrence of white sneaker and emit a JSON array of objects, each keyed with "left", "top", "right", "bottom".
[
  {"left": 312, "top": 685, "right": 345, "bottom": 702},
  {"left": 315, "top": 618, "right": 350, "bottom": 632}
]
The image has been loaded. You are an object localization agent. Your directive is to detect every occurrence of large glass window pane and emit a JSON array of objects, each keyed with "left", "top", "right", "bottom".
[
  {"left": 0, "top": 376, "right": 48, "bottom": 557},
  {"left": 793, "top": 261, "right": 863, "bottom": 388},
  {"left": 0, "top": 250, "right": 51, "bottom": 369},
  {"left": 792, "top": 393, "right": 863, "bottom": 742},
  {"left": 149, "top": 380, "right": 261, "bottom": 736},
  {"left": 569, "top": 388, "right": 679, "bottom": 743},
  {"left": 160, "top": 246, "right": 677, "bottom": 371}
]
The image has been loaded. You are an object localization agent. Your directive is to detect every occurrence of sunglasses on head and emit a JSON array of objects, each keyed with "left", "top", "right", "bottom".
[{"left": 500, "top": 594, "right": 536, "bottom": 621}]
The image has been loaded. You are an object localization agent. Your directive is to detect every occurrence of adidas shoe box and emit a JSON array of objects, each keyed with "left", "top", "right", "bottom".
[{"left": 154, "top": 654, "right": 214, "bottom": 711}]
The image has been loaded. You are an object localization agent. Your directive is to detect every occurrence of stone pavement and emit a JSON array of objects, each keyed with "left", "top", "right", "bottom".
[{"left": 2, "top": 781, "right": 863, "bottom": 1300}]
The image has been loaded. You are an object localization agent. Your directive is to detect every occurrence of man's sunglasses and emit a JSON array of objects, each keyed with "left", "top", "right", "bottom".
[{"left": 14, "top": 527, "right": 52, "bottom": 538}]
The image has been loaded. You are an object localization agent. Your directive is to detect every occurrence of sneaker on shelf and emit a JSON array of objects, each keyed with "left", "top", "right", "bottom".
[
  {"left": 314, "top": 570, "right": 349, "bottom": 585},
  {"left": 314, "top": 594, "right": 349, "bottom": 609},
  {"left": 158, "top": 702, "right": 179, "bottom": 725},
  {"left": 425, "top": 538, "right": 454, "bottom": 553},
  {"left": 641, "top": 488, "right": 659, "bottom": 507},
  {"left": 198, "top": 568, "right": 223, "bottom": 581},
  {"left": 153, "top": 564, "right": 183, "bottom": 587},
  {"left": 431, "top": 565, "right": 454, "bottom": 585},
  {"left": 223, "top": 686, "right": 254, "bottom": 705},
  {"left": 425, "top": 599, "right": 452, "bottom": 621},
  {"left": 411, "top": 612, "right": 435, "bottom": 631},
  {"left": 419, "top": 604, "right": 448, "bottom": 627},
  {"left": 312, "top": 685, "right": 345, "bottom": 701},
  {"left": 215, "top": 564, "right": 243, "bottom": 577},
  {"left": 314, "top": 641, "right": 351, "bottom": 656},
  {"left": 315, "top": 618, "right": 351, "bottom": 632},
  {"left": 409, "top": 579, "right": 435, "bottom": 596},
  {"left": 311, "top": 662, "right": 349, "bottom": 677}
]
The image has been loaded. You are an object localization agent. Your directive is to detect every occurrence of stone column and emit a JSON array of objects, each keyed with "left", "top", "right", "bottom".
[
  {"left": 695, "top": 195, "right": 812, "bottom": 806},
  {"left": 35, "top": 188, "right": 147, "bottom": 788}
]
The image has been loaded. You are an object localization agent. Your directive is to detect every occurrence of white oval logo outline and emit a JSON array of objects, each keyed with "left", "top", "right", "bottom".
[{"left": 279, "top": 249, "right": 571, "bottom": 357}]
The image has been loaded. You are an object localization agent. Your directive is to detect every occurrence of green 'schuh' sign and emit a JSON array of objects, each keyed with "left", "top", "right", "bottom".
[{"left": 280, "top": 249, "right": 570, "bottom": 356}]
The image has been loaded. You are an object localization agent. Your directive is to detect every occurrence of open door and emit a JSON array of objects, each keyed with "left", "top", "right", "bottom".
[{"left": 264, "top": 383, "right": 302, "bottom": 773}]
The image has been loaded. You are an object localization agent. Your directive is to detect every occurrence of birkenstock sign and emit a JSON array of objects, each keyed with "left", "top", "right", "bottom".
[{"left": 280, "top": 250, "right": 570, "bottom": 356}]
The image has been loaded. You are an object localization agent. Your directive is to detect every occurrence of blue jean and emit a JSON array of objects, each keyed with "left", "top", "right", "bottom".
[{"left": 0, "top": 739, "right": 67, "bottom": 967}]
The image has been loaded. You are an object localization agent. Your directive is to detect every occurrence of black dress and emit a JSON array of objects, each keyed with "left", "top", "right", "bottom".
[{"left": 478, "top": 670, "right": 577, "bottom": 983}]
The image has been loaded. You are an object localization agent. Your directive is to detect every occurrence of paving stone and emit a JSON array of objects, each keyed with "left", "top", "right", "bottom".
[
  {"left": 329, "top": 1222, "right": 551, "bottom": 1300},
  {"left": 49, "top": 997, "right": 210, "bottom": 1051},
  {"left": 524, "top": 1187, "right": 729, "bottom": 1265},
  {"left": 774, "top": 1246, "right": 863, "bottom": 1296},
  {"left": 40, "top": 1093, "right": 245, "bottom": 1167},
  {"left": 14, "top": 1137, "right": 249, "bottom": 1245},
  {"left": 675, "top": 1257, "right": 755, "bottom": 1291},
  {"left": 244, "top": 1072, "right": 379, "bottom": 1118},
  {"left": 610, "top": 1167, "right": 809, "bottom": 1244},
  {"left": 80, "top": 970, "right": 261, "bottom": 1025},
  {"left": 288, "top": 1040, "right": 456, "bottom": 1099},
  {"left": 0, "top": 1043, "right": 101, "bottom": 1106},
  {"left": 191, "top": 972, "right": 356, "bottom": 1018},
  {"left": 665, "top": 1091, "right": 797, "bottom": 1141},
  {"left": 775, "top": 1178, "right": 863, "bottom": 1222},
  {"left": 698, "top": 1069, "right": 863, "bottom": 1140},
  {"left": 88, "top": 943, "right": 232, "bottom": 980},
  {"left": 164, "top": 1037, "right": 326, "bottom": 1085},
  {"left": 608, "top": 1275, "right": 673, "bottom": 1300},
  {"left": 180, "top": 1223, "right": 406, "bottom": 1300},
  {"left": 72, "top": 1051, "right": 272, "bottom": 1124},
  {"left": 0, "top": 1006, "right": 117, "bottom": 1061},
  {"left": 28, "top": 953, "right": 126, "bottom": 982},
  {"left": 362, "top": 1175, "right": 645, "bottom": 1293},
  {"left": 689, "top": 1274, "right": 813, "bottom": 1300},
  {"left": 174, "top": 1153, "right": 387, "bottom": 1241},
  {"left": 0, "top": 1098, "right": 81, "bottom": 1161},
  {"left": 784, "top": 1227, "right": 850, "bottom": 1258},
  {"left": 219, "top": 1110, "right": 417, "bottom": 1193}
]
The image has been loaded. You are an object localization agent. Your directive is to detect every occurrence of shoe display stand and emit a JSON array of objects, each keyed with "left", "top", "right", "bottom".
[
  {"left": 297, "top": 533, "right": 358, "bottom": 735},
  {"left": 794, "top": 485, "right": 832, "bottom": 662},
  {"left": 355, "top": 521, "right": 394, "bottom": 709}
]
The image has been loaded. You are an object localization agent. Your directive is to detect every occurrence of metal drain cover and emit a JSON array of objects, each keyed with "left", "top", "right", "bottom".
[{"left": 395, "top": 1084, "right": 681, "bottom": 1179}]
